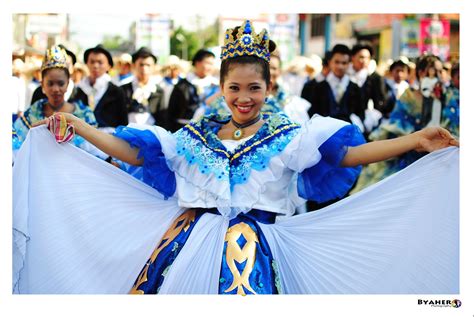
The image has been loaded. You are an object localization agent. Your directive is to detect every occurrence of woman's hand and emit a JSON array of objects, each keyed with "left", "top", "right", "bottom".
[
  {"left": 32, "top": 112, "right": 79, "bottom": 128},
  {"left": 32, "top": 112, "right": 79, "bottom": 143},
  {"left": 414, "top": 127, "right": 459, "bottom": 153}
]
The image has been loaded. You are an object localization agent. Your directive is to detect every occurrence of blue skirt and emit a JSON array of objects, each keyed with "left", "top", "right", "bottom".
[{"left": 129, "top": 208, "right": 279, "bottom": 295}]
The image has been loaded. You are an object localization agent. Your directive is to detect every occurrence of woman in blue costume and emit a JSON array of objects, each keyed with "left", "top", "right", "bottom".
[
  {"left": 441, "top": 62, "right": 459, "bottom": 138},
  {"left": 13, "top": 46, "right": 97, "bottom": 155},
  {"left": 13, "top": 21, "right": 459, "bottom": 294},
  {"left": 351, "top": 54, "right": 459, "bottom": 194}
]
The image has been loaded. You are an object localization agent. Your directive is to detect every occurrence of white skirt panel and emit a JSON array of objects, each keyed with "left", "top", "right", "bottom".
[
  {"left": 261, "top": 147, "right": 459, "bottom": 294},
  {"left": 13, "top": 126, "right": 183, "bottom": 294}
]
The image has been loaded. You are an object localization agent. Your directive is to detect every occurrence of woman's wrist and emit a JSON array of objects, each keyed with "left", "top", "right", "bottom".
[
  {"left": 411, "top": 130, "right": 424, "bottom": 152},
  {"left": 68, "top": 115, "right": 86, "bottom": 136}
]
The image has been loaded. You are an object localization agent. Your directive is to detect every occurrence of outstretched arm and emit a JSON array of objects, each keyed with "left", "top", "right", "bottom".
[
  {"left": 341, "top": 126, "right": 459, "bottom": 167},
  {"left": 33, "top": 113, "right": 143, "bottom": 166}
]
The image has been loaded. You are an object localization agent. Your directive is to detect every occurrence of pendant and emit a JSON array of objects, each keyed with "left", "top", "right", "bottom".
[{"left": 233, "top": 129, "right": 244, "bottom": 140}]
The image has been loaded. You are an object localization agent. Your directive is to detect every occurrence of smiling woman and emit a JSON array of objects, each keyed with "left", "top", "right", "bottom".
[{"left": 13, "top": 20, "right": 459, "bottom": 295}]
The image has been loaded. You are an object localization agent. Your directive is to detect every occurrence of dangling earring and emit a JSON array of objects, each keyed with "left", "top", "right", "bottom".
[{"left": 264, "top": 97, "right": 268, "bottom": 103}]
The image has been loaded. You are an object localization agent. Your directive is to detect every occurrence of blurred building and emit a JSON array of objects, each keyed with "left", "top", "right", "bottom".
[
  {"left": 300, "top": 13, "right": 460, "bottom": 63},
  {"left": 12, "top": 13, "right": 460, "bottom": 67},
  {"left": 13, "top": 14, "right": 71, "bottom": 63}
]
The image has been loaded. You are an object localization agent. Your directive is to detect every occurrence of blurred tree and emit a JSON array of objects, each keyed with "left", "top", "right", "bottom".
[
  {"left": 170, "top": 27, "right": 198, "bottom": 61},
  {"left": 102, "top": 35, "right": 134, "bottom": 53},
  {"left": 170, "top": 23, "right": 218, "bottom": 61}
]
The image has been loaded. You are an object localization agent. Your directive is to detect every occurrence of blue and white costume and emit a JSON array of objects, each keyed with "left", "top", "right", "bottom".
[{"left": 12, "top": 112, "right": 459, "bottom": 294}]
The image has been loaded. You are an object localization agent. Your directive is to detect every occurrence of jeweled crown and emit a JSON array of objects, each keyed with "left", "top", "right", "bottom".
[
  {"left": 220, "top": 20, "right": 270, "bottom": 62},
  {"left": 41, "top": 45, "right": 68, "bottom": 72}
]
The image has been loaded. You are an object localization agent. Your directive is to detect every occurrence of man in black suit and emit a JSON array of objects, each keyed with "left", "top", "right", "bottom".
[
  {"left": 167, "top": 49, "right": 218, "bottom": 132},
  {"left": 349, "top": 41, "right": 388, "bottom": 131},
  {"left": 302, "top": 44, "right": 364, "bottom": 127},
  {"left": 302, "top": 44, "right": 365, "bottom": 212},
  {"left": 78, "top": 44, "right": 128, "bottom": 129},
  {"left": 31, "top": 44, "right": 88, "bottom": 106},
  {"left": 121, "top": 47, "right": 165, "bottom": 128}
]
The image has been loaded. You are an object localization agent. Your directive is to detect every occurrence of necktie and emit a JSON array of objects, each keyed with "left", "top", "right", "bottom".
[
  {"left": 88, "top": 87, "right": 97, "bottom": 110},
  {"left": 335, "top": 82, "right": 345, "bottom": 103}
]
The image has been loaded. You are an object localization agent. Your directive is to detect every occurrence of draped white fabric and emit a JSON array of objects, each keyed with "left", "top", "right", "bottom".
[
  {"left": 13, "top": 127, "right": 183, "bottom": 294},
  {"left": 158, "top": 213, "right": 229, "bottom": 294},
  {"left": 261, "top": 146, "right": 459, "bottom": 294},
  {"left": 13, "top": 126, "right": 459, "bottom": 294}
]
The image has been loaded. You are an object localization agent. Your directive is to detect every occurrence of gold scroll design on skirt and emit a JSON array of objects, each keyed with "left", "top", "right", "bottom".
[
  {"left": 224, "top": 222, "right": 259, "bottom": 295},
  {"left": 130, "top": 209, "right": 196, "bottom": 294}
]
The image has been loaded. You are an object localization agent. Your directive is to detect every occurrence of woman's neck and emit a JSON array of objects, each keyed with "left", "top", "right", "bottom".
[{"left": 44, "top": 100, "right": 66, "bottom": 117}]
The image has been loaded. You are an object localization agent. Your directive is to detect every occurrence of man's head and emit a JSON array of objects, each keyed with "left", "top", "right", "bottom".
[
  {"left": 83, "top": 45, "right": 113, "bottom": 80},
  {"left": 192, "top": 49, "right": 215, "bottom": 78},
  {"left": 132, "top": 47, "right": 157, "bottom": 82},
  {"left": 389, "top": 60, "right": 409, "bottom": 83},
  {"left": 329, "top": 44, "right": 351, "bottom": 79},
  {"left": 351, "top": 41, "right": 373, "bottom": 72}
]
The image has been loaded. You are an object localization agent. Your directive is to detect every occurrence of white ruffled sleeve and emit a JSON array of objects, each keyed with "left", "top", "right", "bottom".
[{"left": 282, "top": 115, "right": 366, "bottom": 203}]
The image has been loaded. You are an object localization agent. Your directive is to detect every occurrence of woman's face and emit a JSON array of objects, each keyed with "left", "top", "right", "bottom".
[
  {"left": 221, "top": 63, "right": 270, "bottom": 124},
  {"left": 41, "top": 68, "right": 69, "bottom": 106},
  {"left": 418, "top": 60, "right": 443, "bottom": 80}
]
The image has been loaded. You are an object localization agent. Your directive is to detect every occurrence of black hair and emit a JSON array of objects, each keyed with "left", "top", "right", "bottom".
[
  {"left": 132, "top": 47, "right": 157, "bottom": 64},
  {"left": 58, "top": 44, "right": 77, "bottom": 65},
  {"left": 330, "top": 44, "right": 351, "bottom": 60},
  {"left": 389, "top": 60, "right": 409, "bottom": 72},
  {"left": 192, "top": 49, "right": 215, "bottom": 66},
  {"left": 451, "top": 63, "right": 459, "bottom": 78},
  {"left": 219, "top": 26, "right": 276, "bottom": 87},
  {"left": 322, "top": 51, "right": 331, "bottom": 67},
  {"left": 41, "top": 67, "right": 70, "bottom": 81},
  {"left": 415, "top": 54, "right": 441, "bottom": 79},
  {"left": 351, "top": 41, "right": 374, "bottom": 57}
]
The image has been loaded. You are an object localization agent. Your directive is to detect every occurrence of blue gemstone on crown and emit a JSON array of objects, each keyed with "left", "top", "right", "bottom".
[{"left": 241, "top": 34, "right": 252, "bottom": 46}]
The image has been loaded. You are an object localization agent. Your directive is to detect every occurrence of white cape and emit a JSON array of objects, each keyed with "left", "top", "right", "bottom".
[{"left": 13, "top": 126, "right": 459, "bottom": 294}]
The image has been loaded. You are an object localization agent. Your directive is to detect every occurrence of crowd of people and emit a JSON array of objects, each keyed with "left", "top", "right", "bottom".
[
  {"left": 12, "top": 36, "right": 460, "bottom": 175},
  {"left": 12, "top": 20, "right": 459, "bottom": 295}
]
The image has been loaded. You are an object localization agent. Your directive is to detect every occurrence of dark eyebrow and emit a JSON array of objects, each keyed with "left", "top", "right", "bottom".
[{"left": 227, "top": 82, "right": 263, "bottom": 86}]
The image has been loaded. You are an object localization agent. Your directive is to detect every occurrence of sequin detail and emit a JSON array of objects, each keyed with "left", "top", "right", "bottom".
[{"left": 175, "top": 113, "right": 300, "bottom": 188}]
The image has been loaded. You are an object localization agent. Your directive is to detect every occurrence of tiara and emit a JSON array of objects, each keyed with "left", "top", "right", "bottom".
[
  {"left": 41, "top": 45, "right": 68, "bottom": 72},
  {"left": 220, "top": 20, "right": 270, "bottom": 62}
]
